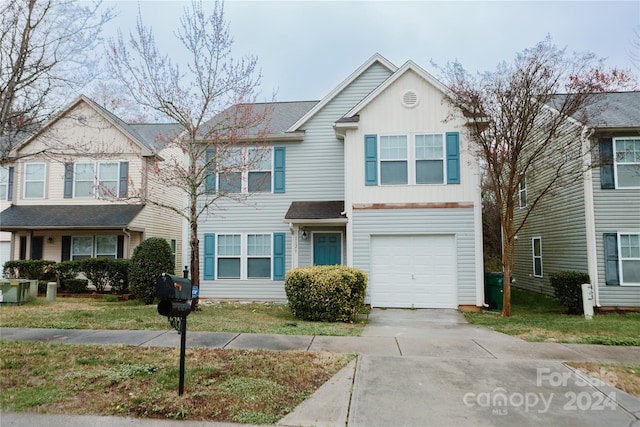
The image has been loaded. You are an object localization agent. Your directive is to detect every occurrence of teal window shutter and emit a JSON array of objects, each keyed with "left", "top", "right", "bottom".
[
  {"left": 119, "top": 162, "right": 129, "bottom": 197},
  {"left": 446, "top": 132, "right": 460, "bottom": 184},
  {"left": 204, "top": 233, "right": 215, "bottom": 280},
  {"left": 274, "top": 147, "right": 285, "bottom": 193},
  {"left": 64, "top": 163, "right": 73, "bottom": 198},
  {"left": 603, "top": 233, "right": 619, "bottom": 285},
  {"left": 273, "top": 232, "right": 285, "bottom": 280},
  {"left": 205, "top": 148, "right": 216, "bottom": 194},
  {"left": 599, "top": 138, "right": 614, "bottom": 189},
  {"left": 364, "top": 134, "right": 378, "bottom": 186}
]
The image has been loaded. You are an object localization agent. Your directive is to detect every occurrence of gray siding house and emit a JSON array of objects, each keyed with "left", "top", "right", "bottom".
[
  {"left": 513, "top": 92, "right": 640, "bottom": 308},
  {"left": 197, "top": 54, "right": 484, "bottom": 310}
]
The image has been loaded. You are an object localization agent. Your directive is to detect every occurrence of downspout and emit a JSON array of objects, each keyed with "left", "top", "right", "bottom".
[{"left": 582, "top": 127, "right": 600, "bottom": 307}]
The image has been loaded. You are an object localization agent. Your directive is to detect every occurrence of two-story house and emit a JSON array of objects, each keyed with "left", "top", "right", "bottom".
[
  {"left": 198, "top": 54, "right": 484, "bottom": 310},
  {"left": 0, "top": 96, "right": 184, "bottom": 272},
  {"left": 513, "top": 91, "right": 640, "bottom": 308}
]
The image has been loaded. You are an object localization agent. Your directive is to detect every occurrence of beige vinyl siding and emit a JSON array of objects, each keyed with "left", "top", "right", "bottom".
[
  {"left": 351, "top": 207, "right": 477, "bottom": 306},
  {"left": 348, "top": 70, "right": 474, "bottom": 205},
  {"left": 592, "top": 160, "right": 640, "bottom": 306},
  {"left": 197, "top": 62, "right": 393, "bottom": 299}
]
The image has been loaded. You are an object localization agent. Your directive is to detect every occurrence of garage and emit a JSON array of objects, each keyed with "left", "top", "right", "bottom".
[{"left": 370, "top": 234, "right": 457, "bottom": 308}]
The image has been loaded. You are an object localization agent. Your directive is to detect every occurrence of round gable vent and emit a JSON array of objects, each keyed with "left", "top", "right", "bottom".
[{"left": 402, "top": 90, "right": 419, "bottom": 108}]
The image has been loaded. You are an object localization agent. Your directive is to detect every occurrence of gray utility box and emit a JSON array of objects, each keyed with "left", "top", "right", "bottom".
[{"left": 0, "top": 279, "right": 31, "bottom": 304}]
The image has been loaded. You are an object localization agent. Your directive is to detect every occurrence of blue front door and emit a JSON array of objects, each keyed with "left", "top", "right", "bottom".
[{"left": 313, "top": 233, "right": 342, "bottom": 265}]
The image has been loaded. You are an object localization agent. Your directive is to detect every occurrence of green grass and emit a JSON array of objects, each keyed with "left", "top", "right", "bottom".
[
  {"left": 463, "top": 288, "right": 640, "bottom": 345},
  {"left": 0, "top": 297, "right": 366, "bottom": 336},
  {"left": 0, "top": 340, "right": 353, "bottom": 423}
]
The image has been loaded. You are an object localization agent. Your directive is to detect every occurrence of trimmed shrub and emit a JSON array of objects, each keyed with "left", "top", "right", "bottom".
[
  {"left": 108, "top": 259, "right": 130, "bottom": 294},
  {"left": 285, "top": 265, "right": 368, "bottom": 322},
  {"left": 52, "top": 260, "right": 82, "bottom": 290},
  {"left": 65, "top": 278, "right": 89, "bottom": 294},
  {"left": 80, "top": 258, "right": 129, "bottom": 293},
  {"left": 3, "top": 260, "right": 56, "bottom": 280},
  {"left": 549, "top": 271, "right": 590, "bottom": 314},
  {"left": 128, "top": 238, "right": 175, "bottom": 304}
]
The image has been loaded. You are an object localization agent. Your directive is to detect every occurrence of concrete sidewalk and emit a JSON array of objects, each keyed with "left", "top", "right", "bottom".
[{"left": 2, "top": 309, "right": 640, "bottom": 426}]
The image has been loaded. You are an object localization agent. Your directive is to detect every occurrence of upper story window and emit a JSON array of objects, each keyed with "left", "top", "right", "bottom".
[
  {"left": 24, "top": 163, "right": 46, "bottom": 199},
  {"left": 66, "top": 161, "right": 128, "bottom": 199},
  {"left": 218, "top": 147, "right": 273, "bottom": 194},
  {"left": 379, "top": 133, "right": 445, "bottom": 185},
  {"left": 519, "top": 175, "right": 527, "bottom": 208},
  {"left": 366, "top": 133, "right": 459, "bottom": 187},
  {"left": 614, "top": 138, "right": 640, "bottom": 188},
  {"left": 380, "top": 135, "right": 408, "bottom": 185},
  {"left": 0, "top": 166, "right": 12, "bottom": 201}
]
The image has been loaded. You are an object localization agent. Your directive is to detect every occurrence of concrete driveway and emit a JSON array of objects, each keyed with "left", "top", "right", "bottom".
[{"left": 343, "top": 308, "right": 640, "bottom": 427}]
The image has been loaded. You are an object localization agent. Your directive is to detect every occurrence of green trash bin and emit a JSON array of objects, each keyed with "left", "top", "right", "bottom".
[
  {"left": 484, "top": 272, "right": 504, "bottom": 311},
  {"left": 0, "top": 279, "right": 31, "bottom": 304}
]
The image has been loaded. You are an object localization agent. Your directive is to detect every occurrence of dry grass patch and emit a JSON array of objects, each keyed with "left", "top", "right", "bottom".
[
  {"left": 0, "top": 340, "right": 354, "bottom": 424},
  {"left": 566, "top": 363, "right": 640, "bottom": 399}
]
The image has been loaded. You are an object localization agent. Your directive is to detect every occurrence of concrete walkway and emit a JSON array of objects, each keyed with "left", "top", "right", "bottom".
[{"left": 2, "top": 309, "right": 640, "bottom": 426}]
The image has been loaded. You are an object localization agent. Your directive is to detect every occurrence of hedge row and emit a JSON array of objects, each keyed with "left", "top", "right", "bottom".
[
  {"left": 549, "top": 271, "right": 591, "bottom": 314},
  {"left": 3, "top": 259, "right": 130, "bottom": 294}
]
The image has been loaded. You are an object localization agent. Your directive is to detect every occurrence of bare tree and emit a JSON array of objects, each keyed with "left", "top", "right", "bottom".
[
  {"left": 439, "top": 37, "right": 636, "bottom": 316},
  {"left": 0, "top": 0, "right": 114, "bottom": 164},
  {"left": 107, "top": 0, "right": 273, "bottom": 309}
]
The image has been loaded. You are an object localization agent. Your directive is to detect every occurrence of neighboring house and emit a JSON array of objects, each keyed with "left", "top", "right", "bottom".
[
  {"left": 0, "top": 96, "right": 184, "bottom": 274},
  {"left": 513, "top": 91, "right": 640, "bottom": 308},
  {"left": 198, "top": 54, "right": 484, "bottom": 310}
]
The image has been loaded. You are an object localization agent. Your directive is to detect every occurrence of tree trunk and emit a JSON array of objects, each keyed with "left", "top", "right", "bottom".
[
  {"left": 501, "top": 204, "right": 516, "bottom": 317},
  {"left": 189, "top": 200, "right": 200, "bottom": 311}
]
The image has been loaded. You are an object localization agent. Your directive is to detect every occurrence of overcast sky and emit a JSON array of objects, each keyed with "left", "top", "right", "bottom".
[{"left": 102, "top": 1, "right": 640, "bottom": 102}]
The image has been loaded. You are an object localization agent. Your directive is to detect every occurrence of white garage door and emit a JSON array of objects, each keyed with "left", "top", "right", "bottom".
[{"left": 370, "top": 235, "right": 457, "bottom": 308}]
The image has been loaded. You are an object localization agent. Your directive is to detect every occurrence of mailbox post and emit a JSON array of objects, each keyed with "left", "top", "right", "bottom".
[{"left": 156, "top": 273, "right": 192, "bottom": 396}]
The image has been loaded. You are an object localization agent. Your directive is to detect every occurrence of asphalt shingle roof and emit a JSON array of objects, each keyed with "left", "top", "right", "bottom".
[
  {"left": 550, "top": 91, "right": 640, "bottom": 128},
  {"left": 0, "top": 204, "right": 145, "bottom": 230},
  {"left": 284, "top": 201, "right": 345, "bottom": 220}
]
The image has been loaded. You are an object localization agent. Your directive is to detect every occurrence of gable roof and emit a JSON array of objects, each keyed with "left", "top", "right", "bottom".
[
  {"left": 16, "top": 95, "right": 180, "bottom": 156},
  {"left": 286, "top": 53, "right": 398, "bottom": 132},
  {"left": 343, "top": 60, "right": 450, "bottom": 120},
  {"left": 0, "top": 204, "right": 145, "bottom": 230}
]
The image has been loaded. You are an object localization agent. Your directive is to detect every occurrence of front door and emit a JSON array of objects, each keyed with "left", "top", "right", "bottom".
[{"left": 313, "top": 233, "right": 342, "bottom": 265}]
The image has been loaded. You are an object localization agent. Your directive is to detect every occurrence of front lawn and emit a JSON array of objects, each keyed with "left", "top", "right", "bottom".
[
  {"left": 0, "top": 340, "right": 353, "bottom": 423},
  {"left": 463, "top": 288, "right": 640, "bottom": 346},
  {"left": 0, "top": 297, "right": 366, "bottom": 336}
]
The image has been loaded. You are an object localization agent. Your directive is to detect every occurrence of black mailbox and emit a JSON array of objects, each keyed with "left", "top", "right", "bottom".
[{"left": 156, "top": 273, "right": 192, "bottom": 317}]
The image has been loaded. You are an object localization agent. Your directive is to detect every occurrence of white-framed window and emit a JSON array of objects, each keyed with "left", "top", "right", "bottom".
[
  {"left": 216, "top": 233, "right": 272, "bottom": 279},
  {"left": 218, "top": 147, "right": 273, "bottom": 193},
  {"left": 0, "top": 167, "right": 9, "bottom": 200},
  {"left": 74, "top": 162, "right": 121, "bottom": 198},
  {"left": 415, "top": 134, "right": 444, "bottom": 184},
  {"left": 519, "top": 175, "right": 527, "bottom": 208},
  {"left": 380, "top": 135, "right": 408, "bottom": 185},
  {"left": 74, "top": 162, "right": 95, "bottom": 198},
  {"left": 379, "top": 133, "right": 445, "bottom": 185},
  {"left": 170, "top": 239, "right": 177, "bottom": 267},
  {"left": 97, "top": 162, "right": 119, "bottom": 197},
  {"left": 614, "top": 137, "right": 640, "bottom": 188},
  {"left": 532, "top": 237, "right": 543, "bottom": 278},
  {"left": 71, "top": 236, "right": 117, "bottom": 260},
  {"left": 619, "top": 233, "right": 640, "bottom": 285},
  {"left": 24, "top": 163, "right": 46, "bottom": 199}
]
